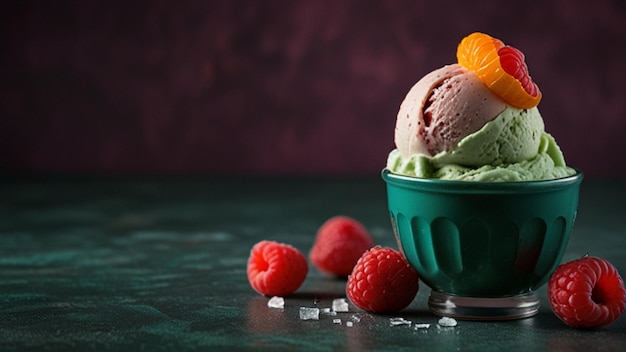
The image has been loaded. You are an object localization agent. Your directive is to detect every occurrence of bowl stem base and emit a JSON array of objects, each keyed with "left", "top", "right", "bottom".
[{"left": 428, "top": 290, "right": 540, "bottom": 321}]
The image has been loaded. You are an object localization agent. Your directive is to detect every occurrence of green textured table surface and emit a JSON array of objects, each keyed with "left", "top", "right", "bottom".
[{"left": 1, "top": 176, "right": 625, "bottom": 351}]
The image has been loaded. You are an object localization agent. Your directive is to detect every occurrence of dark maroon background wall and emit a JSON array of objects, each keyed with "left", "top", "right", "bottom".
[{"left": 2, "top": 0, "right": 625, "bottom": 176}]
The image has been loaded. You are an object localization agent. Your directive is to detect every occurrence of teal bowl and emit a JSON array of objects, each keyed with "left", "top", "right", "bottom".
[{"left": 382, "top": 169, "right": 583, "bottom": 301}]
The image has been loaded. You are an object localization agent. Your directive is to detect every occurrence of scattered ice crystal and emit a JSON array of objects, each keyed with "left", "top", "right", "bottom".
[
  {"left": 437, "top": 317, "right": 457, "bottom": 327},
  {"left": 350, "top": 315, "right": 361, "bottom": 323},
  {"left": 333, "top": 319, "right": 342, "bottom": 324},
  {"left": 346, "top": 321, "right": 354, "bottom": 327},
  {"left": 389, "top": 317, "right": 412, "bottom": 326},
  {"left": 319, "top": 307, "right": 337, "bottom": 316},
  {"left": 299, "top": 307, "right": 320, "bottom": 320},
  {"left": 267, "top": 296, "right": 284, "bottom": 309},
  {"left": 414, "top": 323, "right": 431, "bottom": 330},
  {"left": 332, "top": 298, "right": 349, "bottom": 312}
]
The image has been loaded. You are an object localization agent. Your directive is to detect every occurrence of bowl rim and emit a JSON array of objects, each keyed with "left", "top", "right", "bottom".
[{"left": 382, "top": 168, "right": 584, "bottom": 194}]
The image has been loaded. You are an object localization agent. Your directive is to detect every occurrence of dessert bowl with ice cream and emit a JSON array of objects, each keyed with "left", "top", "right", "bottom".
[{"left": 382, "top": 32, "right": 583, "bottom": 320}]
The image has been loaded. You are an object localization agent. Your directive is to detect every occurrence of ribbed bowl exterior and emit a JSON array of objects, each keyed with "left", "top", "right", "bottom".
[{"left": 382, "top": 169, "right": 584, "bottom": 297}]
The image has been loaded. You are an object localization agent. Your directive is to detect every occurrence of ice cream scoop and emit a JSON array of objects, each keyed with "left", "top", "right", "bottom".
[
  {"left": 394, "top": 64, "right": 506, "bottom": 159},
  {"left": 387, "top": 32, "right": 574, "bottom": 181}
]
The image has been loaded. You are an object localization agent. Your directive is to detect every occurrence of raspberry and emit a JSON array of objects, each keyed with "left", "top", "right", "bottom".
[
  {"left": 309, "top": 216, "right": 375, "bottom": 277},
  {"left": 346, "top": 246, "right": 419, "bottom": 313},
  {"left": 548, "top": 255, "right": 626, "bottom": 328},
  {"left": 247, "top": 240, "right": 308, "bottom": 297}
]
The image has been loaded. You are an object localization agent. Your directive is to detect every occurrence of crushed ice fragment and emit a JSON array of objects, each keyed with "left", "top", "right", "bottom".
[
  {"left": 350, "top": 315, "right": 361, "bottom": 323},
  {"left": 332, "top": 298, "right": 349, "bottom": 312},
  {"left": 299, "top": 307, "right": 320, "bottom": 320},
  {"left": 437, "top": 317, "right": 457, "bottom": 327},
  {"left": 267, "top": 296, "right": 284, "bottom": 309},
  {"left": 390, "top": 317, "right": 412, "bottom": 326},
  {"left": 414, "top": 323, "right": 431, "bottom": 330},
  {"left": 346, "top": 321, "right": 353, "bottom": 327},
  {"left": 333, "top": 318, "right": 342, "bottom": 324},
  {"left": 321, "top": 307, "right": 337, "bottom": 316}
]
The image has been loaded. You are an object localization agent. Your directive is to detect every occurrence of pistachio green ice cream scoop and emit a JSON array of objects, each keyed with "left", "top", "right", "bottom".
[{"left": 387, "top": 106, "right": 575, "bottom": 181}]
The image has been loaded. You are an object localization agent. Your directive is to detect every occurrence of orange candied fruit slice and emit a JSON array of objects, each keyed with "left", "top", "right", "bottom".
[{"left": 456, "top": 32, "right": 542, "bottom": 109}]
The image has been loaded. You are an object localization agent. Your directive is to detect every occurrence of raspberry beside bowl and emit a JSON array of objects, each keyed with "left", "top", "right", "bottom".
[{"left": 382, "top": 168, "right": 584, "bottom": 320}]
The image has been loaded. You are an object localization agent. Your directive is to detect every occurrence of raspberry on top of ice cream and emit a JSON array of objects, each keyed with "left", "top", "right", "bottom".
[{"left": 457, "top": 32, "right": 542, "bottom": 109}]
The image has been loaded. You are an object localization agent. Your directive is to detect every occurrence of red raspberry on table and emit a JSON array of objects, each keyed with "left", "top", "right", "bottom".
[
  {"left": 309, "top": 216, "right": 375, "bottom": 277},
  {"left": 346, "top": 246, "right": 419, "bottom": 313},
  {"left": 548, "top": 255, "right": 626, "bottom": 328},
  {"left": 247, "top": 240, "right": 308, "bottom": 297}
]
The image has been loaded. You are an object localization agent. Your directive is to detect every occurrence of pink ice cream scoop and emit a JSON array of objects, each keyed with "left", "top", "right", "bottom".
[{"left": 394, "top": 64, "right": 507, "bottom": 158}]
